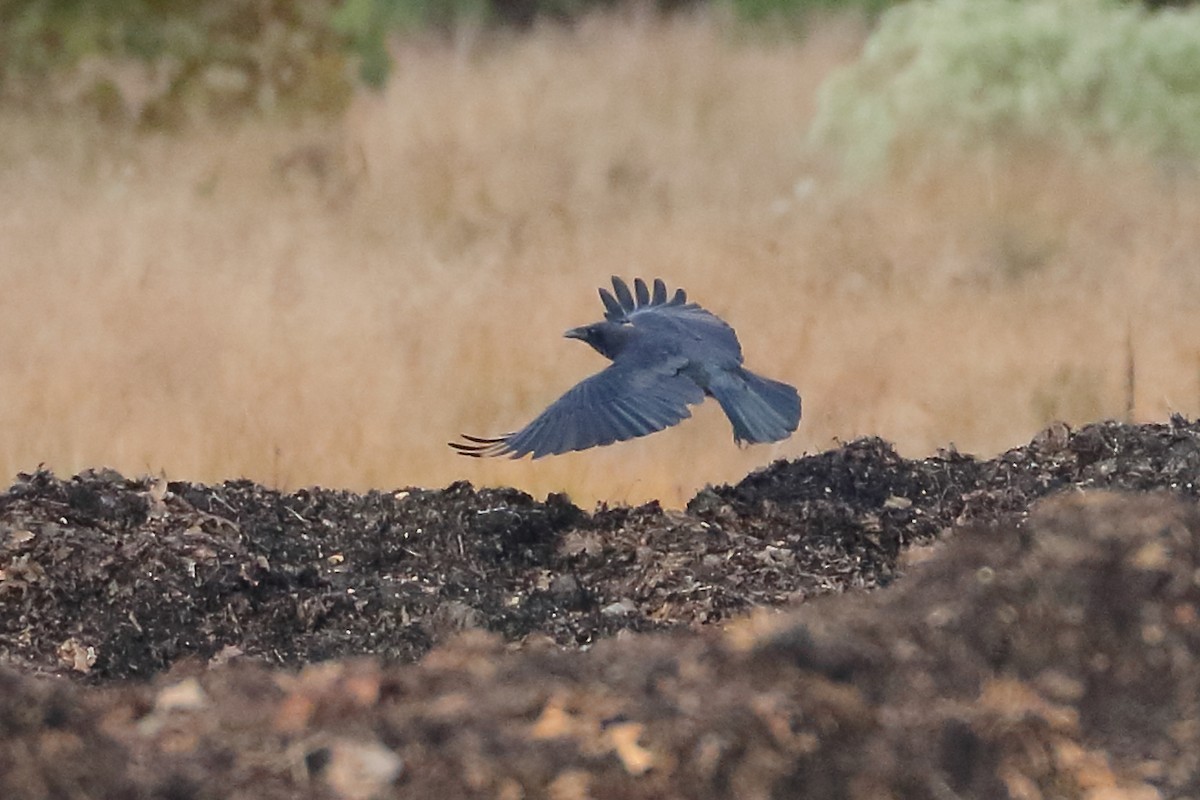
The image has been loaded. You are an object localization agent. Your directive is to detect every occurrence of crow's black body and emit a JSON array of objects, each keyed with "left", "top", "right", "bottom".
[{"left": 450, "top": 277, "right": 801, "bottom": 459}]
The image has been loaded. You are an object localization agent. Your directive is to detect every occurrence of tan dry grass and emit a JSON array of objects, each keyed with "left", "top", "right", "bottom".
[{"left": 2, "top": 11, "right": 1200, "bottom": 508}]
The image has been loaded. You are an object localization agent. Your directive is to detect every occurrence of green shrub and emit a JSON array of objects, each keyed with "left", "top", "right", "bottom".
[
  {"left": 332, "top": 0, "right": 904, "bottom": 86},
  {"left": 332, "top": 0, "right": 493, "bottom": 87},
  {"left": 728, "top": 0, "right": 895, "bottom": 23},
  {"left": 810, "top": 0, "right": 1200, "bottom": 174},
  {"left": 0, "top": 0, "right": 353, "bottom": 122},
  {"left": 1, "top": 0, "right": 909, "bottom": 112}
]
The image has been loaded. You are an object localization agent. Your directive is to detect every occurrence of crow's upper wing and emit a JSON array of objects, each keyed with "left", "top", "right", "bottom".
[
  {"left": 449, "top": 358, "right": 705, "bottom": 459},
  {"left": 601, "top": 277, "right": 742, "bottom": 363}
]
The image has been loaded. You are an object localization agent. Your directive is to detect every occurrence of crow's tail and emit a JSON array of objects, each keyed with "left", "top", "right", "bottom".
[{"left": 708, "top": 368, "right": 801, "bottom": 445}]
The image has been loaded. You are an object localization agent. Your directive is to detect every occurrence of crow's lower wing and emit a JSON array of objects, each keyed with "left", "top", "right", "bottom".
[{"left": 450, "top": 360, "right": 704, "bottom": 459}]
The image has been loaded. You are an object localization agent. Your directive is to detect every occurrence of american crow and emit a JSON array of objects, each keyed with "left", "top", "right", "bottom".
[{"left": 450, "top": 277, "right": 801, "bottom": 459}]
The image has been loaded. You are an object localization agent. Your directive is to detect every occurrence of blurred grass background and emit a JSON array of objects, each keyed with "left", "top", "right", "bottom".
[{"left": 2, "top": 0, "right": 1199, "bottom": 507}]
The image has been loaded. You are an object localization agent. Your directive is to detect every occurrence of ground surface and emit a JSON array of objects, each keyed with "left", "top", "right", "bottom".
[{"left": 2, "top": 418, "right": 1199, "bottom": 798}]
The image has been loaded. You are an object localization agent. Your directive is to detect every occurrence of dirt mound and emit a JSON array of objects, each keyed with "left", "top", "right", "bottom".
[
  {"left": 2, "top": 418, "right": 1200, "bottom": 797},
  {"left": 3, "top": 492, "right": 1196, "bottom": 798},
  {"left": 5, "top": 418, "right": 1199, "bottom": 681}
]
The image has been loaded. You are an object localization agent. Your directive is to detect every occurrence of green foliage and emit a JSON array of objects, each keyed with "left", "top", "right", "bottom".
[
  {"left": 0, "top": 0, "right": 916, "bottom": 114},
  {"left": 0, "top": 0, "right": 353, "bottom": 122},
  {"left": 810, "top": 0, "right": 1200, "bottom": 174},
  {"left": 332, "top": 0, "right": 491, "bottom": 87},
  {"left": 728, "top": 0, "right": 894, "bottom": 24}
]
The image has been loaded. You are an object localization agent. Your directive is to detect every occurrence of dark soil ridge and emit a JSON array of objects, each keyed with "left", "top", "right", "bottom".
[
  {"left": 3, "top": 417, "right": 1200, "bottom": 683},
  {"left": 3, "top": 487, "right": 1198, "bottom": 798}
]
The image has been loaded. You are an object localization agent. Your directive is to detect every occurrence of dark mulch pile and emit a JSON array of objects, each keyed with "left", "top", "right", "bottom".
[
  {"left": 4, "top": 417, "right": 1199, "bottom": 682},
  {"left": 3, "top": 491, "right": 1196, "bottom": 799},
  {"left": 2, "top": 418, "right": 1199, "bottom": 798}
]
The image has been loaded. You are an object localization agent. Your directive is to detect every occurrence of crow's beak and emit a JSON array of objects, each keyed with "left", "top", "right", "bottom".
[{"left": 564, "top": 326, "right": 588, "bottom": 340}]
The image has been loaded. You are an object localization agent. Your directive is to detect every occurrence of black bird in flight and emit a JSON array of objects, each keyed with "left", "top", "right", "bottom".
[{"left": 450, "top": 277, "right": 801, "bottom": 459}]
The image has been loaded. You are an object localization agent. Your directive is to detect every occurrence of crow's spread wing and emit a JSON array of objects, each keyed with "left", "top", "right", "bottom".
[
  {"left": 601, "top": 277, "right": 742, "bottom": 363},
  {"left": 450, "top": 358, "right": 705, "bottom": 459}
]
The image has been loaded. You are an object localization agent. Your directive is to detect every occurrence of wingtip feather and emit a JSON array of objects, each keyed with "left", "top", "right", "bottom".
[
  {"left": 611, "top": 276, "right": 636, "bottom": 312},
  {"left": 633, "top": 278, "right": 650, "bottom": 306},
  {"left": 599, "top": 287, "right": 623, "bottom": 319},
  {"left": 652, "top": 278, "right": 667, "bottom": 305},
  {"left": 449, "top": 432, "right": 519, "bottom": 457}
]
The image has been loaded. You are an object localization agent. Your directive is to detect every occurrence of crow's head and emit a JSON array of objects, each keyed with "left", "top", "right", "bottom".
[{"left": 564, "top": 321, "right": 631, "bottom": 360}]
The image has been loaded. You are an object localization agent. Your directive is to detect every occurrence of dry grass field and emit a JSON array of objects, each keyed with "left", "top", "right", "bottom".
[{"left": 2, "top": 10, "right": 1199, "bottom": 508}]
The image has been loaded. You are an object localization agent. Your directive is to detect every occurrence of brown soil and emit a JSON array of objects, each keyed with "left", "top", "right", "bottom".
[{"left": 2, "top": 418, "right": 1198, "bottom": 798}]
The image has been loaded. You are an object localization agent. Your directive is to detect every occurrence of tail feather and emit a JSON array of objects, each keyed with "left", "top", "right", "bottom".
[{"left": 708, "top": 368, "right": 801, "bottom": 445}]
